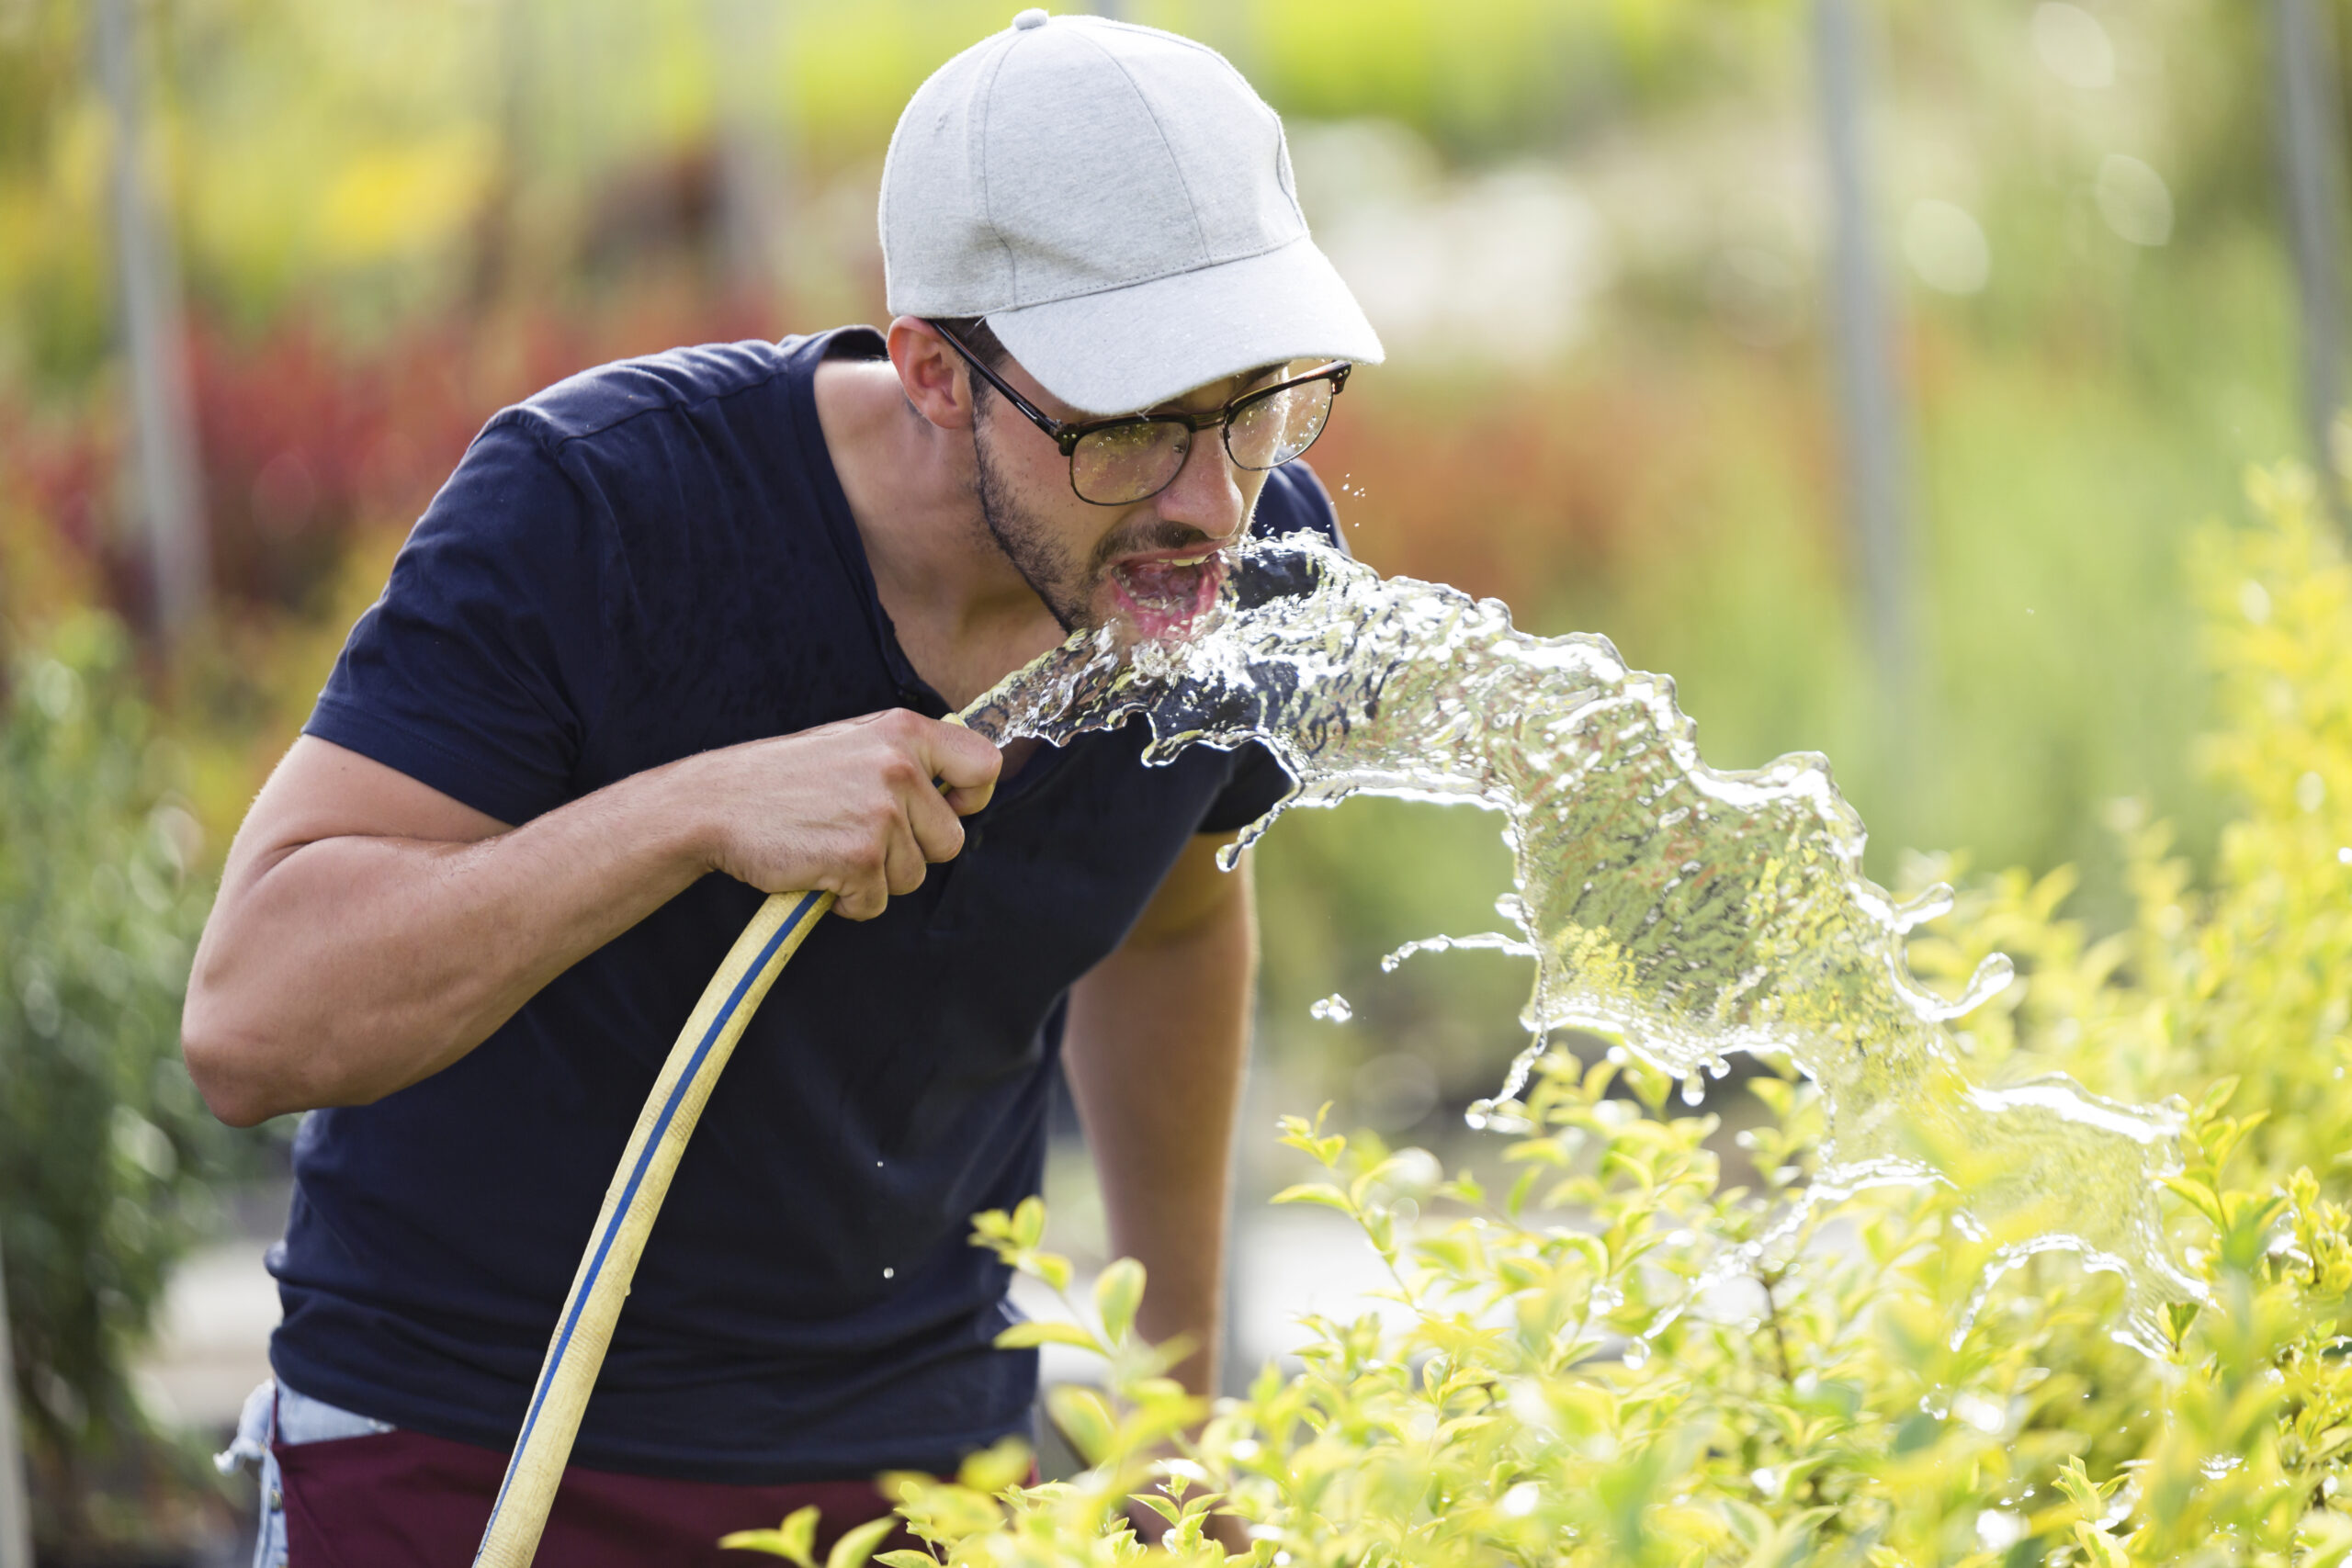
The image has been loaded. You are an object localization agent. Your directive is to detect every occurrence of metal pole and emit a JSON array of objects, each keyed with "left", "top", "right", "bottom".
[
  {"left": 2272, "top": 0, "right": 2349, "bottom": 518},
  {"left": 96, "top": 0, "right": 209, "bottom": 644},
  {"left": 0, "top": 1245, "right": 32, "bottom": 1568},
  {"left": 706, "top": 0, "right": 792, "bottom": 302},
  {"left": 1814, "top": 0, "right": 1914, "bottom": 727}
]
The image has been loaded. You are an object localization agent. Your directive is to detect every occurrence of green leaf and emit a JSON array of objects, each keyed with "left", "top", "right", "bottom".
[
  {"left": 1891, "top": 1410, "right": 1941, "bottom": 1455},
  {"left": 718, "top": 1529, "right": 802, "bottom": 1558},
  {"left": 1271, "top": 1182, "right": 1353, "bottom": 1213},
  {"left": 1506, "top": 1167, "right": 1541, "bottom": 1218},
  {"left": 1095, "top": 1258, "right": 1147, "bottom": 1344},
  {"left": 956, "top": 1434, "right": 1033, "bottom": 1495},
  {"left": 875, "top": 1552, "right": 938, "bottom": 1568},
  {"left": 1046, "top": 1383, "right": 1118, "bottom": 1464},
  {"left": 2194, "top": 1075, "right": 2243, "bottom": 1122},
  {"left": 825, "top": 1517, "right": 902, "bottom": 1568},
  {"left": 721, "top": 1505, "right": 820, "bottom": 1568},
  {"left": 2160, "top": 1173, "right": 2226, "bottom": 1230},
  {"left": 2165, "top": 1299, "right": 2203, "bottom": 1345},
  {"left": 1437, "top": 1171, "right": 1485, "bottom": 1205},
  {"left": 993, "top": 1319, "right": 1103, "bottom": 1352}
]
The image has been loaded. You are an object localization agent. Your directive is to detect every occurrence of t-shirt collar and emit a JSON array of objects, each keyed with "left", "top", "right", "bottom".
[{"left": 784, "top": 325, "right": 953, "bottom": 720}]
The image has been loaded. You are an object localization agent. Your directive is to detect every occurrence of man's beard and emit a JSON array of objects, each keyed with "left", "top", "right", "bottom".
[
  {"left": 970, "top": 414, "right": 1222, "bottom": 635},
  {"left": 971, "top": 420, "right": 1089, "bottom": 632}
]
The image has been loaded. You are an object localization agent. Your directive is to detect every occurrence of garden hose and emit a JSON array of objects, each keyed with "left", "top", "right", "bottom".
[{"left": 473, "top": 710, "right": 991, "bottom": 1568}]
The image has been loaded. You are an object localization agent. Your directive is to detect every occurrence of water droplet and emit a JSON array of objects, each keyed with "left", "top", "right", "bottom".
[
  {"left": 1678, "top": 1076, "right": 1704, "bottom": 1107},
  {"left": 1975, "top": 1510, "right": 2025, "bottom": 1551},
  {"left": 1952, "top": 1393, "right": 2006, "bottom": 1435},
  {"left": 881, "top": 1267, "right": 895, "bottom": 1280},
  {"left": 1892, "top": 883, "right": 1955, "bottom": 931},
  {"left": 1309, "top": 994, "right": 1352, "bottom": 1023},
  {"left": 1620, "top": 1337, "right": 1650, "bottom": 1370}
]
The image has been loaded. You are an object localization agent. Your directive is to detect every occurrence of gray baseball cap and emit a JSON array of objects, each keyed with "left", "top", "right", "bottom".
[{"left": 879, "top": 7, "right": 1383, "bottom": 416}]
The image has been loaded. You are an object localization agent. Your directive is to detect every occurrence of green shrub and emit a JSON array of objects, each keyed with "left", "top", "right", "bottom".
[
  {"left": 727, "top": 466, "right": 2352, "bottom": 1564},
  {"left": 0, "top": 614, "right": 228, "bottom": 1551}
]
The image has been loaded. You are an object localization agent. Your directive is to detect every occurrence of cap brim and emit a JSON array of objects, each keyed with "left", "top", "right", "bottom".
[{"left": 984, "top": 236, "right": 1385, "bottom": 416}]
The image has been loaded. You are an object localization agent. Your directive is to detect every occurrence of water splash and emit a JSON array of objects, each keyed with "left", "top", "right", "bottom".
[
  {"left": 1379, "top": 931, "right": 1538, "bottom": 973},
  {"left": 1309, "top": 994, "right": 1354, "bottom": 1023},
  {"left": 965, "top": 536, "right": 2201, "bottom": 1355}
]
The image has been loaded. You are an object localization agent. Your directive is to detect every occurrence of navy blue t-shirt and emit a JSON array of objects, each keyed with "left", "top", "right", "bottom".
[{"left": 267, "top": 327, "right": 1337, "bottom": 1483}]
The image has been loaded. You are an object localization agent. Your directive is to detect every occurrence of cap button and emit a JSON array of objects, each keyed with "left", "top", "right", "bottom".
[{"left": 1012, "top": 7, "right": 1048, "bottom": 28}]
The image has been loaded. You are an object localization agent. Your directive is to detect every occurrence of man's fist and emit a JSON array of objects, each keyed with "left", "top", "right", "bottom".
[{"left": 683, "top": 709, "right": 1004, "bottom": 919}]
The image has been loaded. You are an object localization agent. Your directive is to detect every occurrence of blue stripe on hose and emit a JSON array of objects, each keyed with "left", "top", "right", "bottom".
[{"left": 476, "top": 890, "right": 825, "bottom": 1548}]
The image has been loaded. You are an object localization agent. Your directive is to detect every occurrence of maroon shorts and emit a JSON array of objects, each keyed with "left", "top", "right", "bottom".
[{"left": 274, "top": 1425, "right": 912, "bottom": 1567}]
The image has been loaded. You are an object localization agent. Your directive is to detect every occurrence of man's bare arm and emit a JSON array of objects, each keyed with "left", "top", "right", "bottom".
[
  {"left": 1061, "top": 832, "right": 1256, "bottom": 1400},
  {"left": 182, "top": 715, "right": 1001, "bottom": 1128}
]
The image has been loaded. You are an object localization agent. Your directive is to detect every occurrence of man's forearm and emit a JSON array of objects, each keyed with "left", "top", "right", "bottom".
[
  {"left": 184, "top": 754, "right": 718, "bottom": 1125},
  {"left": 1061, "top": 848, "right": 1257, "bottom": 1396},
  {"left": 186, "top": 712, "right": 1000, "bottom": 1128}
]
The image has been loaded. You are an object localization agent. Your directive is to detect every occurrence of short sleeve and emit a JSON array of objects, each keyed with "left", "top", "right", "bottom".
[
  {"left": 303, "top": 415, "right": 606, "bottom": 826},
  {"left": 1196, "top": 461, "right": 1342, "bottom": 834}
]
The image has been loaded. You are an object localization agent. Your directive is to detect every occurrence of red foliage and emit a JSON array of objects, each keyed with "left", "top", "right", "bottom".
[
  {"left": 1313, "top": 371, "right": 1676, "bottom": 608},
  {"left": 1314, "top": 352, "right": 1834, "bottom": 619},
  {"left": 187, "top": 318, "right": 468, "bottom": 610},
  {"left": 6, "top": 288, "right": 1825, "bottom": 651},
  {"left": 1, "top": 292, "right": 782, "bottom": 633}
]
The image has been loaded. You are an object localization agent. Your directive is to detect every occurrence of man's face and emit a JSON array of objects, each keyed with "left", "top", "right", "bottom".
[{"left": 967, "top": 357, "right": 1293, "bottom": 638}]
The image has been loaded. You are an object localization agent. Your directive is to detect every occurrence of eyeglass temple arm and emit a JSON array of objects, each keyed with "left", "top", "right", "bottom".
[
  {"left": 925, "top": 320, "right": 1082, "bottom": 451},
  {"left": 931, "top": 320, "right": 1351, "bottom": 453}
]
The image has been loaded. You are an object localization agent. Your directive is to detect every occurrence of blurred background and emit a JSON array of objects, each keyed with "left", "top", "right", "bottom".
[{"left": 2, "top": 0, "right": 2346, "bottom": 1560}]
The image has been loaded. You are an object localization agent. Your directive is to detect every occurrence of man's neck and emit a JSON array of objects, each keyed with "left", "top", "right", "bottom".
[{"left": 813, "top": 355, "right": 1066, "bottom": 713}]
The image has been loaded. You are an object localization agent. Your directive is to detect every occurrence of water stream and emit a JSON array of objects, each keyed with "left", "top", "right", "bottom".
[{"left": 963, "top": 536, "right": 2200, "bottom": 1356}]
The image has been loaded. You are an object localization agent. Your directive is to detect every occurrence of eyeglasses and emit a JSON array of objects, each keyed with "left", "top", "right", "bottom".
[{"left": 929, "top": 319, "right": 1351, "bottom": 506}]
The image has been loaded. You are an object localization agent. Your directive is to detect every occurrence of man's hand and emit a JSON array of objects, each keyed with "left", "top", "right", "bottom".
[
  {"left": 685, "top": 708, "right": 1001, "bottom": 919},
  {"left": 183, "top": 712, "right": 1001, "bottom": 1126}
]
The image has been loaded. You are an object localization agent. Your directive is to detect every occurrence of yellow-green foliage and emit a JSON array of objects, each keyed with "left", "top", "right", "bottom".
[
  {"left": 0, "top": 615, "right": 226, "bottom": 1549},
  {"left": 729, "top": 466, "right": 2352, "bottom": 1563}
]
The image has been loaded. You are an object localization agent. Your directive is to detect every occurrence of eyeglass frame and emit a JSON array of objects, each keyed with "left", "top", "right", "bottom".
[{"left": 926, "top": 318, "right": 1351, "bottom": 505}]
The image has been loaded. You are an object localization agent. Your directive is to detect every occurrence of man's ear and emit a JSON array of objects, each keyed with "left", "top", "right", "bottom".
[{"left": 887, "top": 316, "right": 978, "bottom": 433}]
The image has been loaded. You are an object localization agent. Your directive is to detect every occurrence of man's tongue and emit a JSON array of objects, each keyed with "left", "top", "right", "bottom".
[{"left": 1111, "top": 557, "right": 1217, "bottom": 639}]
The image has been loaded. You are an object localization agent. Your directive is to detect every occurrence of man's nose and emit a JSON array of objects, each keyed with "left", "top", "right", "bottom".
[{"left": 1154, "top": 427, "right": 1248, "bottom": 542}]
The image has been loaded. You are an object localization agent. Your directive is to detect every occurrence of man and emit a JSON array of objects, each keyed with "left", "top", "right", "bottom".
[{"left": 184, "top": 9, "right": 1380, "bottom": 1564}]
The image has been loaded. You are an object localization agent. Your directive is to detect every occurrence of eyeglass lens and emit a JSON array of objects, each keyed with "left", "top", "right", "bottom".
[
  {"left": 1068, "top": 376, "right": 1337, "bottom": 504},
  {"left": 1070, "top": 421, "right": 1191, "bottom": 506}
]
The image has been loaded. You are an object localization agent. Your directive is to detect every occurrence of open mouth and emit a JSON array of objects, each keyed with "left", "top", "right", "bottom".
[{"left": 1107, "top": 550, "right": 1227, "bottom": 639}]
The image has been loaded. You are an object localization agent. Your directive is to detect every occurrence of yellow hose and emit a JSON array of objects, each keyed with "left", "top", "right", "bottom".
[
  {"left": 471, "top": 885, "right": 835, "bottom": 1567},
  {"left": 472, "top": 699, "right": 1025, "bottom": 1563}
]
